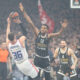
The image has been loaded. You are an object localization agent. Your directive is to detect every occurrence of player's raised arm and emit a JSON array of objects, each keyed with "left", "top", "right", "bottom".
[
  {"left": 11, "top": 13, "right": 28, "bottom": 37},
  {"left": 10, "top": 12, "right": 27, "bottom": 47},
  {"left": 6, "top": 17, "right": 11, "bottom": 44},
  {"left": 19, "top": 3, "right": 39, "bottom": 36},
  {"left": 48, "top": 19, "right": 68, "bottom": 38}
]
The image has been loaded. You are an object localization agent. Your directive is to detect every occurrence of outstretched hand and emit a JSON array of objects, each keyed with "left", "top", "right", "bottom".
[
  {"left": 19, "top": 3, "right": 24, "bottom": 12},
  {"left": 19, "top": 3, "right": 33, "bottom": 24},
  {"left": 60, "top": 19, "right": 68, "bottom": 28},
  {"left": 8, "top": 12, "right": 21, "bottom": 24},
  {"left": 7, "top": 17, "right": 11, "bottom": 24}
]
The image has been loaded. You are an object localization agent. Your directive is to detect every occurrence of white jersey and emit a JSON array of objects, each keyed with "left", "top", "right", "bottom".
[
  {"left": 8, "top": 40, "right": 28, "bottom": 64},
  {"left": 8, "top": 40, "right": 39, "bottom": 78}
]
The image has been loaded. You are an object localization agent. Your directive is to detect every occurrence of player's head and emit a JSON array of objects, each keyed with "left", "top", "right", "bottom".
[
  {"left": 1, "top": 42, "right": 7, "bottom": 49},
  {"left": 8, "top": 32, "right": 16, "bottom": 42},
  {"left": 40, "top": 24, "right": 48, "bottom": 34},
  {"left": 60, "top": 40, "right": 67, "bottom": 48}
]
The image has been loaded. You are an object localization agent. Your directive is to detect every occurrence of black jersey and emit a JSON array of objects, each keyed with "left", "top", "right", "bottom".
[
  {"left": 58, "top": 48, "right": 73, "bottom": 75},
  {"left": 58, "top": 48, "right": 72, "bottom": 66},
  {"left": 35, "top": 32, "right": 49, "bottom": 57},
  {"left": 57, "top": 48, "right": 77, "bottom": 77}
]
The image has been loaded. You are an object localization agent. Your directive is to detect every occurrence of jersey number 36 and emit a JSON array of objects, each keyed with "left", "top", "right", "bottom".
[{"left": 12, "top": 50, "right": 23, "bottom": 60}]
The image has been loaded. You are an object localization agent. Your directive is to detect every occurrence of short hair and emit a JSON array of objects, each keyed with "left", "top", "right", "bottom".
[
  {"left": 60, "top": 40, "right": 66, "bottom": 43},
  {"left": 42, "top": 24, "right": 49, "bottom": 29},
  {"left": 8, "top": 32, "right": 15, "bottom": 41}
]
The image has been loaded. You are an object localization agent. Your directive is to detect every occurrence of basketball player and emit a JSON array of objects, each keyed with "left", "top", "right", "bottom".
[
  {"left": 17, "top": 3, "right": 68, "bottom": 80},
  {"left": 6, "top": 15, "right": 39, "bottom": 80},
  {"left": 54, "top": 40, "right": 78, "bottom": 80}
]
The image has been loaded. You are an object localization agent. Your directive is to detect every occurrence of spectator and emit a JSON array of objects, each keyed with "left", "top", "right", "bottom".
[{"left": 0, "top": 43, "right": 11, "bottom": 80}]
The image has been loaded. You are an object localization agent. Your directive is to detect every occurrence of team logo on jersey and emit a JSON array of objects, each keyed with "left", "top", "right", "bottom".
[
  {"left": 70, "top": 0, "right": 80, "bottom": 8},
  {"left": 40, "top": 39, "right": 44, "bottom": 43},
  {"left": 62, "top": 55, "right": 64, "bottom": 58}
]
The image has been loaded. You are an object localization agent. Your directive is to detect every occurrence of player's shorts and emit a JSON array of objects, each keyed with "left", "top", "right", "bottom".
[
  {"left": 34, "top": 55, "right": 51, "bottom": 72},
  {"left": 57, "top": 65, "right": 77, "bottom": 77},
  {"left": 16, "top": 60, "right": 39, "bottom": 78}
]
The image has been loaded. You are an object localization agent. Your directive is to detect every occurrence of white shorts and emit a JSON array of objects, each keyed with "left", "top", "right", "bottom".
[{"left": 16, "top": 60, "right": 39, "bottom": 78}]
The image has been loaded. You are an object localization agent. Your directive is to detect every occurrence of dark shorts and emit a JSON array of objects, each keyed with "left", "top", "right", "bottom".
[
  {"left": 61, "top": 65, "right": 71, "bottom": 74},
  {"left": 57, "top": 65, "right": 77, "bottom": 78},
  {"left": 57, "top": 73, "right": 77, "bottom": 80},
  {"left": 34, "top": 56, "right": 50, "bottom": 71}
]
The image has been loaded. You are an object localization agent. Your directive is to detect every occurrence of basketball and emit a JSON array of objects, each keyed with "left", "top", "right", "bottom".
[{"left": 9, "top": 12, "right": 19, "bottom": 19}]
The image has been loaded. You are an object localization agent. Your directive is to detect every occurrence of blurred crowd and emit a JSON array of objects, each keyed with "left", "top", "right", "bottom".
[{"left": 0, "top": 0, "right": 80, "bottom": 80}]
